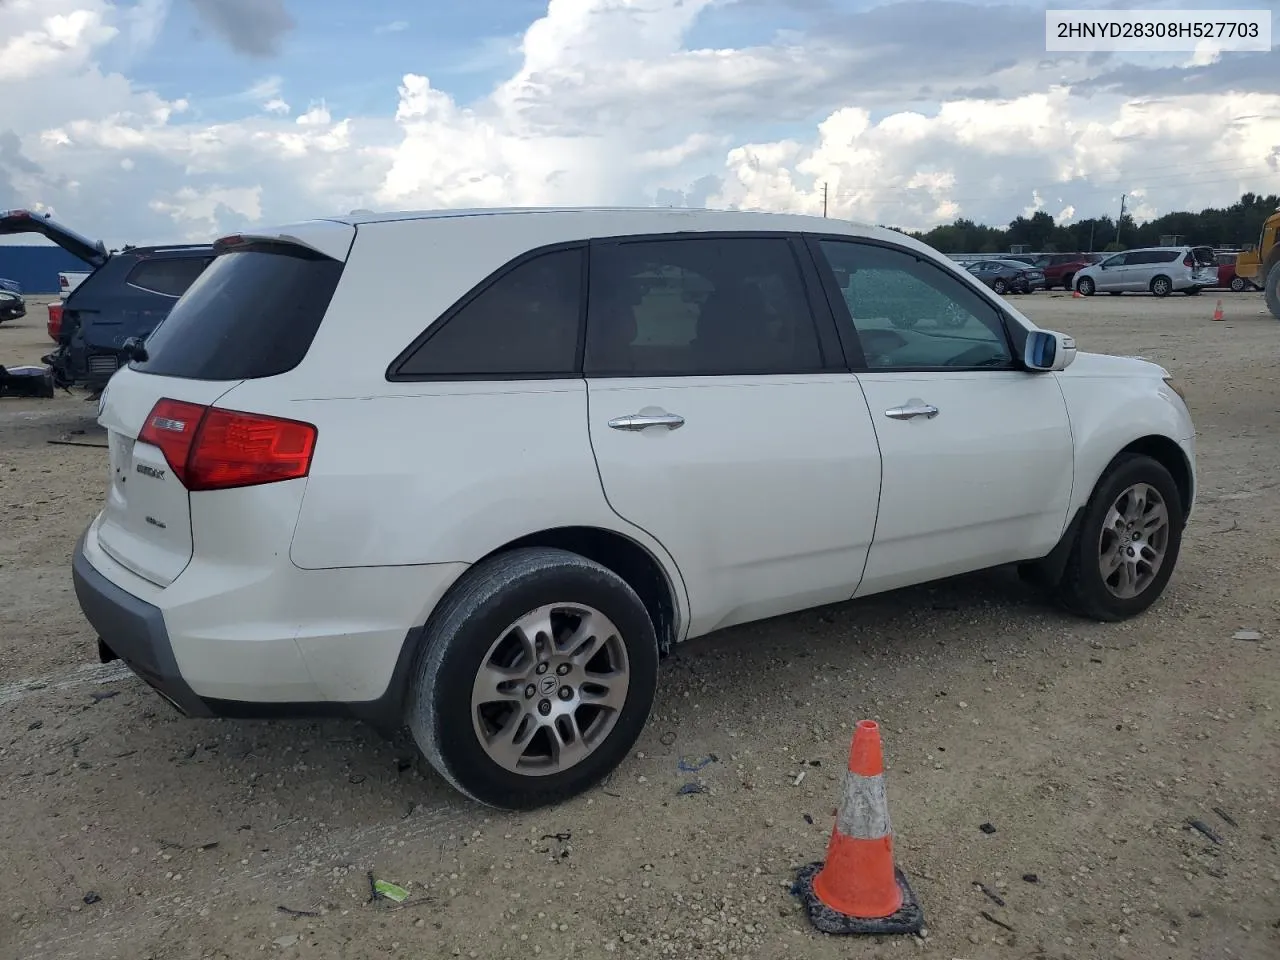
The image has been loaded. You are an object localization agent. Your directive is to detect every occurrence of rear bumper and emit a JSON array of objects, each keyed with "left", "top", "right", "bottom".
[
  {"left": 72, "top": 522, "right": 468, "bottom": 729},
  {"left": 73, "top": 532, "right": 214, "bottom": 718}
]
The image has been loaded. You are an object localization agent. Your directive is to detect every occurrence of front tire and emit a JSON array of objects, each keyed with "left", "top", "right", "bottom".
[
  {"left": 1229, "top": 276, "right": 1246, "bottom": 293},
  {"left": 407, "top": 547, "right": 659, "bottom": 809},
  {"left": 1076, "top": 276, "right": 1095, "bottom": 296},
  {"left": 1054, "top": 453, "right": 1184, "bottom": 622}
]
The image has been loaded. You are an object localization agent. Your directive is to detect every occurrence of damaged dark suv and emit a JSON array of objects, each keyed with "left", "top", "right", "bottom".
[{"left": 0, "top": 210, "right": 212, "bottom": 392}]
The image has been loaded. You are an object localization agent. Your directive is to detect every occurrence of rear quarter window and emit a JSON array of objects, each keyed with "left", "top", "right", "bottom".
[
  {"left": 125, "top": 257, "right": 212, "bottom": 297},
  {"left": 131, "top": 242, "right": 344, "bottom": 381}
]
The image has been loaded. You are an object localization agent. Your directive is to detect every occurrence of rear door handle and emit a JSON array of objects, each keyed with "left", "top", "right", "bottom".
[
  {"left": 608, "top": 412, "right": 686, "bottom": 431},
  {"left": 884, "top": 403, "right": 939, "bottom": 421}
]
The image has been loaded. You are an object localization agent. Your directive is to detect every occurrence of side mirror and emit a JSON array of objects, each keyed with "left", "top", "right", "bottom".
[{"left": 1024, "top": 329, "right": 1075, "bottom": 372}]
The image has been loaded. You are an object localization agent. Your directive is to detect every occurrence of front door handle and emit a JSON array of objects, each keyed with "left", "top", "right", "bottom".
[
  {"left": 608, "top": 412, "right": 686, "bottom": 431},
  {"left": 884, "top": 403, "right": 939, "bottom": 421}
]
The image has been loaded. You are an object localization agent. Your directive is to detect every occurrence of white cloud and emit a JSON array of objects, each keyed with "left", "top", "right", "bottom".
[
  {"left": 2, "top": 0, "right": 1279, "bottom": 247},
  {"left": 375, "top": 20, "right": 409, "bottom": 35}
]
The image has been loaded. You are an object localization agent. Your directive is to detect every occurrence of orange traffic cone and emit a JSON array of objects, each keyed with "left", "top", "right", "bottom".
[
  {"left": 1072, "top": 287, "right": 1083, "bottom": 298},
  {"left": 1212, "top": 299, "right": 1224, "bottom": 321},
  {"left": 794, "top": 720, "right": 924, "bottom": 935}
]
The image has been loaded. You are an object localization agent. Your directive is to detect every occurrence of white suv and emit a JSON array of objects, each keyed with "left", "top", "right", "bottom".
[{"left": 73, "top": 208, "right": 1196, "bottom": 809}]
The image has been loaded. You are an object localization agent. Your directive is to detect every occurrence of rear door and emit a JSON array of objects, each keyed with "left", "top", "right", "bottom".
[
  {"left": 584, "top": 233, "right": 882, "bottom": 637},
  {"left": 94, "top": 235, "right": 349, "bottom": 586}
]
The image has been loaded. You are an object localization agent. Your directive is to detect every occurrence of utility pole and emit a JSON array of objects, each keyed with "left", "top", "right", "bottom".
[
  {"left": 1115, "top": 194, "right": 1126, "bottom": 247},
  {"left": 1088, "top": 221, "right": 1095, "bottom": 253},
  {"left": 822, "top": 182, "right": 828, "bottom": 218}
]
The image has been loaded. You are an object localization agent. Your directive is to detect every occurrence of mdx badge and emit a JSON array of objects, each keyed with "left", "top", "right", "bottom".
[{"left": 136, "top": 463, "right": 166, "bottom": 480}]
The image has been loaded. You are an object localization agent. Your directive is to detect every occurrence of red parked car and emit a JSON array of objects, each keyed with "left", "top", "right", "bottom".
[
  {"left": 1035, "top": 253, "right": 1103, "bottom": 290},
  {"left": 1213, "top": 251, "right": 1255, "bottom": 291}
]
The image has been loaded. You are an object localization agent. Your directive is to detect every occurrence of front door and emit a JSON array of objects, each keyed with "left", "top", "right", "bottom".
[
  {"left": 1094, "top": 252, "right": 1131, "bottom": 292},
  {"left": 584, "top": 234, "right": 882, "bottom": 637},
  {"left": 807, "top": 236, "right": 1075, "bottom": 597}
]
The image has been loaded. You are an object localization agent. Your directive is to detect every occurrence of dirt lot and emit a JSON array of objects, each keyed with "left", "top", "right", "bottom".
[{"left": 1, "top": 290, "right": 1277, "bottom": 960}]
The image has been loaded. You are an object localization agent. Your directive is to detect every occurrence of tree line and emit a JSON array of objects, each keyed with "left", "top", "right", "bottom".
[{"left": 890, "top": 192, "right": 1279, "bottom": 254}]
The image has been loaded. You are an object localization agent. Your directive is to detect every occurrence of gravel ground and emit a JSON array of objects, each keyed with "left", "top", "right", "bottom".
[{"left": 1, "top": 290, "right": 1277, "bottom": 960}]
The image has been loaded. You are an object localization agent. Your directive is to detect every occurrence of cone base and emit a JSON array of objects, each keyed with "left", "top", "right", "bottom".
[{"left": 794, "top": 863, "right": 924, "bottom": 936}]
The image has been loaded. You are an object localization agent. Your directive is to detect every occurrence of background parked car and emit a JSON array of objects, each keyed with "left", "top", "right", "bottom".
[
  {"left": 1035, "top": 252, "right": 1102, "bottom": 290},
  {"left": 1072, "top": 246, "right": 1217, "bottom": 297},
  {"left": 0, "top": 277, "right": 21, "bottom": 294},
  {"left": 964, "top": 258, "right": 1045, "bottom": 294},
  {"left": 60, "top": 271, "right": 90, "bottom": 298},
  {"left": 48, "top": 244, "right": 214, "bottom": 390},
  {"left": 1, "top": 209, "right": 213, "bottom": 391},
  {"left": 0, "top": 286, "right": 25, "bottom": 323}
]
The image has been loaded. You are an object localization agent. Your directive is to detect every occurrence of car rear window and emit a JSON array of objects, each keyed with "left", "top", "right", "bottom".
[{"left": 131, "top": 241, "right": 344, "bottom": 381}]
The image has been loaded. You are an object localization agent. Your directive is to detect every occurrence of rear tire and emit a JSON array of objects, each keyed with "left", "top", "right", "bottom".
[
  {"left": 1061, "top": 273, "right": 1074, "bottom": 291},
  {"left": 1229, "top": 276, "right": 1246, "bottom": 293},
  {"left": 1265, "top": 262, "right": 1280, "bottom": 321},
  {"left": 1053, "top": 453, "right": 1184, "bottom": 622},
  {"left": 1150, "top": 276, "right": 1172, "bottom": 297},
  {"left": 993, "top": 278, "right": 1008, "bottom": 295},
  {"left": 407, "top": 547, "right": 659, "bottom": 810}
]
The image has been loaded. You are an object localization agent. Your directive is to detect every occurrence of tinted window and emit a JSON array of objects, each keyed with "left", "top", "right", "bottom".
[
  {"left": 395, "top": 247, "right": 583, "bottom": 378},
  {"left": 132, "top": 243, "right": 343, "bottom": 381},
  {"left": 125, "top": 257, "right": 212, "bottom": 297},
  {"left": 584, "top": 237, "right": 822, "bottom": 376},
  {"left": 1156, "top": 251, "right": 1181, "bottom": 263},
  {"left": 817, "top": 240, "right": 1013, "bottom": 370},
  {"left": 1101, "top": 254, "right": 1127, "bottom": 268}
]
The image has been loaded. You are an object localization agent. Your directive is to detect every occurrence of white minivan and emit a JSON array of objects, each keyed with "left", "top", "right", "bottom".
[
  {"left": 74, "top": 207, "right": 1196, "bottom": 808},
  {"left": 1073, "top": 245, "right": 1218, "bottom": 297}
]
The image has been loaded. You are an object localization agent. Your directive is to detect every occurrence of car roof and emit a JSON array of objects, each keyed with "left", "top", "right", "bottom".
[
  {"left": 324, "top": 206, "right": 875, "bottom": 230},
  {"left": 120, "top": 243, "right": 215, "bottom": 257}
]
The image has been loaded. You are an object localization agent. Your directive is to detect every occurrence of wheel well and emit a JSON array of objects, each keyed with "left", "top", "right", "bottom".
[
  {"left": 483, "top": 527, "right": 680, "bottom": 656},
  {"left": 1150, "top": 274, "right": 1170, "bottom": 288},
  {"left": 1119, "top": 435, "right": 1193, "bottom": 513}
]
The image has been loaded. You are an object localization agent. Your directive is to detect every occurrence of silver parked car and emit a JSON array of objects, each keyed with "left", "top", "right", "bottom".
[{"left": 1072, "top": 246, "right": 1217, "bottom": 297}]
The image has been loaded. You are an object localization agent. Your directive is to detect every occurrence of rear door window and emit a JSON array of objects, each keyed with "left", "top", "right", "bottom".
[
  {"left": 392, "top": 246, "right": 584, "bottom": 379},
  {"left": 131, "top": 242, "right": 344, "bottom": 381},
  {"left": 125, "top": 257, "right": 212, "bottom": 297},
  {"left": 584, "top": 236, "right": 824, "bottom": 376}
]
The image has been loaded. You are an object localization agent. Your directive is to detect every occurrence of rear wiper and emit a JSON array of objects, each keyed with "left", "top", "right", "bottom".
[{"left": 121, "top": 337, "right": 149, "bottom": 363}]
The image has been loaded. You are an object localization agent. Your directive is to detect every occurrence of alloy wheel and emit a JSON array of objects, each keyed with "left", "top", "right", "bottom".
[{"left": 1097, "top": 482, "right": 1170, "bottom": 599}]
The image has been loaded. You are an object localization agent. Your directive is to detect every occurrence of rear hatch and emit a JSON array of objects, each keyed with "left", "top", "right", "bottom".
[
  {"left": 1189, "top": 246, "right": 1217, "bottom": 283},
  {"left": 93, "top": 225, "right": 352, "bottom": 587},
  {"left": 0, "top": 209, "right": 107, "bottom": 267}
]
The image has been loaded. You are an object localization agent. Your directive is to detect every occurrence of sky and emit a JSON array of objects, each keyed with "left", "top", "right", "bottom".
[{"left": 1, "top": 0, "right": 1278, "bottom": 247}]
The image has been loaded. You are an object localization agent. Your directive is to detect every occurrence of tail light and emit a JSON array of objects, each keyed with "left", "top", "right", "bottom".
[
  {"left": 59, "top": 275, "right": 69, "bottom": 291},
  {"left": 139, "top": 398, "right": 317, "bottom": 492},
  {"left": 47, "top": 302, "right": 63, "bottom": 341},
  {"left": 1182, "top": 254, "right": 1194, "bottom": 267}
]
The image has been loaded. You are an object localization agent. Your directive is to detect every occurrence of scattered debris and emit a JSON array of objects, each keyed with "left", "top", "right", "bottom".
[
  {"left": 980, "top": 910, "right": 1015, "bottom": 932},
  {"left": 82, "top": 892, "right": 101, "bottom": 905},
  {"left": 277, "top": 905, "right": 320, "bottom": 918},
  {"left": 1022, "top": 873, "right": 1039, "bottom": 884},
  {"left": 348, "top": 774, "right": 366, "bottom": 784},
  {"left": 539, "top": 832, "right": 572, "bottom": 842},
  {"left": 1187, "top": 819, "right": 1223, "bottom": 845},
  {"left": 89, "top": 690, "right": 119, "bottom": 703},
  {"left": 273, "top": 934, "right": 300, "bottom": 948},
  {"left": 973, "top": 882, "right": 1006, "bottom": 907},
  {"left": 803, "top": 814, "right": 814, "bottom": 825},
  {"left": 677, "top": 782, "right": 706, "bottom": 795},
  {"left": 46, "top": 439, "right": 109, "bottom": 449},
  {"left": 678, "top": 754, "right": 717, "bottom": 773},
  {"left": 659, "top": 731, "right": 677, "bottom": 747},
  {"left": 1213, "top": 806, "right": 1238, "bottom": 828},
  {"left": 793, "top": 771, "right": 806, "bottom": 787},
  {"left": 373, "top": 880, "right": 409, "bottom": 903},
  {"left": 1232, "top": 629, "right": 1262, "bottom": 642},
  {"left": 979, "top": 822, "right": 997, "bottom": 835},
  {"left": 395, "top": 757, "right": 413, "bottom": 773},
  {"left": 27, "top": 720, "right": 41, "bottom": 731}
]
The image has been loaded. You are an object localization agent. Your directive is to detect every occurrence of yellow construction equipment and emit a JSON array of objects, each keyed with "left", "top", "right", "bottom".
[{"left": 1233, "top": 209, "right": 1280, "bottom": 319}]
